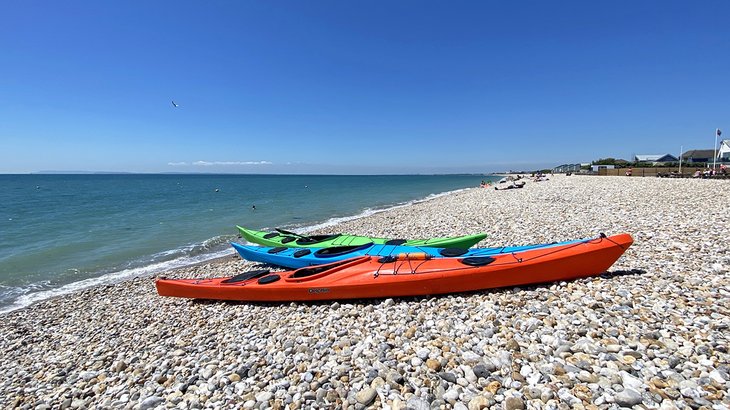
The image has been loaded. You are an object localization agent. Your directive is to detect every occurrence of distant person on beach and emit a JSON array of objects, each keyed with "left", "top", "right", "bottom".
[{"left": 625, "top": 168, "right": 633, "bottom": 176}]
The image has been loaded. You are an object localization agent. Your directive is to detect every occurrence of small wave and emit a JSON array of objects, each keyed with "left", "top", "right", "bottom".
[
  {"left": 151, "top": 236, "right": 233, "bottom": 261},
  {"left": 1, "top": 183, "right": 479, "bottom": 314},
  {"left": 0, "top": 242, "right": 234, "bottom": 314}
]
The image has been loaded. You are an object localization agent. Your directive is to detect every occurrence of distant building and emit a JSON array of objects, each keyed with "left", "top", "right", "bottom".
[
  {"left": 681, "top": 149, "right": 715, "bottom": 164},
  {"left": 634, "top": 154, "right": 678, "bottom": 165},
  {"left": 719, "top": 139, "right": 730, "bottom": 161},
  {"left": 591, "top": 165, "right": 615, "bottom": 172},
  {"left": 553, "top": 164, "right": 581, "bottom": 173}
]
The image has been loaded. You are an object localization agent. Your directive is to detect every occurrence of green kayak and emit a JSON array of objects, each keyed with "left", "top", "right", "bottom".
[{"left": 236, "top": 226, "right": 487, "bottom": 249}]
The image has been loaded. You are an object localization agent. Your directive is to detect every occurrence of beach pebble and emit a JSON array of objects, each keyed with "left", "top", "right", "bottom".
[
  {"left": 406, "top": 395, "right": 430, "bottom": 410},
  {"left": 503, "top": 396, "right": 525, "bottom": 410},
  {"left": 255, "top": 391, "right": 273, "bottom": 403},
  {"left": 468, "top": 395, "right": 492, "bottom": 410},
  {"left": 426, "top": 358, "right": 442, "bottom": 372},
  {"left": 355, "top": 387, "right": 377, "bottom": 405},
  {"left": 462, "top": 351, "right": 481, "bottom": 363},
  {"left": 80, "top": 371, "right": 98, "bottom": 381},
  {"left": 139, "top": 396, "right": 164, "bottom": 410},
  {"left": 1, "top": 175, "right": 729, "bottom": 409},
  {"left": 473, "top": 364, "right": 491, "bottom": 379},
  {"left": 614, "top": 388, "right": 643, "bottom": 407},
  {"left": 443, "top": 388, "right": 460, "bottom": 403},
  {"left": 557, "top": 388, "right": 580, "bottom": 406}
]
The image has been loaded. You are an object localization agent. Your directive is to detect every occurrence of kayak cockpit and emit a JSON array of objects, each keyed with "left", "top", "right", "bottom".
[
  {"left": 294, "top": 234, "right": 342, "bottom": 245},
  {"left": 221, "top": 269, "right": 271, "bottom": 284},
  {"left": 313, "top": 242, "right": 374, "bottom": 258},
  {"left": 287, "top": 257, "right": 370, "bottom": 282}
]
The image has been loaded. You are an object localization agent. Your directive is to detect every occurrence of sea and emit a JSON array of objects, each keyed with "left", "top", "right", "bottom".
[{"left": 0, "top": 174, "right": 499, "bottom": 313}]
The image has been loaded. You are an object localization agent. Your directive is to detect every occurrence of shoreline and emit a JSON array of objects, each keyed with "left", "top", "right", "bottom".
[
  {"left": 0, "top": 182, "right": 492, "bottom": 314},
  {"left": 1, "top": 175, "right": 728, "bottom": 409}
]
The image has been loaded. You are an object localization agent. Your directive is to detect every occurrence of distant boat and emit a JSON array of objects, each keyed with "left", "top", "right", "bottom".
[{"left": 171, "top": 100, "right": 179, "bottom": 108}]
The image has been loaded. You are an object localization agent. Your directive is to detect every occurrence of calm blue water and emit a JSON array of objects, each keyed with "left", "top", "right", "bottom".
[{"left": 0, "top": 174, "right": 497, "bottom": 312}]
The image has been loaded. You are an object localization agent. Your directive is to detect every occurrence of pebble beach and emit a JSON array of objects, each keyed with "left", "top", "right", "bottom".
[{"left": 1, "top": 175, "right": 728, "bottom": 410}]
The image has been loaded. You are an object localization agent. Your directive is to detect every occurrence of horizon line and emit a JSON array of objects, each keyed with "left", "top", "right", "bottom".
[{"left": 2, "top": 171, "right": 507, "bottom": 176}]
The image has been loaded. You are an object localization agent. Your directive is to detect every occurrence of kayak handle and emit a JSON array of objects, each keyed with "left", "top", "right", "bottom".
[
  {"left": 275, "top": 228, "right": 310, "bottom": 239},
  {"left": 378, "top": 253, "right": 432, "bottom": 263}
]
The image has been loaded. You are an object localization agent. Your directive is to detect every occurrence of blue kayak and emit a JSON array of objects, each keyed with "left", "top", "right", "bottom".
[{"left": 231, "top": 239, "right": 586, "bottom": 269}]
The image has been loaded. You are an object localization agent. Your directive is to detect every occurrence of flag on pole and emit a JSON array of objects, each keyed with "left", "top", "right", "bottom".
[{"left": 714, "top": 129, "right": 721, "bottom": 170}]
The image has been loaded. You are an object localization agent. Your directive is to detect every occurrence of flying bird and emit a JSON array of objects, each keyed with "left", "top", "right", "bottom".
[{"left": 171, "top": 100, "right": 179, "bottom": 108}]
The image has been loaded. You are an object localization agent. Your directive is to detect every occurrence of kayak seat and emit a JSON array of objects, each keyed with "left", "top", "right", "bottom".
[
  {"left": 295, "top": 234, "right": 341, "bottom": 245},
  {"left": 258, "top": 274, "right": 281, "bottom": 284},
  {"left": 439, "top": 248, "right": 468, "bottom": 257},
  {"left": 293, "top": 249, "right": 311, "bottom": 258},
  {"left": 281, "top": 237, "right": 296, "bottom": 244},
  {"left": 385, "top": 239, "right": 407, "bottom": 246},
  {"left": 267, "top": 247, "right": 287, "bottom": 254},
  {"left": 460, "top": 257, "right": 496, "bottom": 267},
  {"left": 291, "top": 260, "right": 351, "bottom": 278},
  {"left": 313, "top": 242, "right": 374, "bottom": 257},
  {"left": 263, "top": 232, "right": 279, "bottom": 239},
  {"left": 222, "top": 269, "right": 270, "bottom": 284}
]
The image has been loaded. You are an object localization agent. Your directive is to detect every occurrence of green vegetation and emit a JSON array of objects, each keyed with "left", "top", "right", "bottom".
[{"left": 592, "top": 158, "right": 631, "bottom": 166}]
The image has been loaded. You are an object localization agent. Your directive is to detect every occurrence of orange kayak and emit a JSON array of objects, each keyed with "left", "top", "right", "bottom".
[{"left": 156, "top": 233, "right": 633, "bottom": 301}]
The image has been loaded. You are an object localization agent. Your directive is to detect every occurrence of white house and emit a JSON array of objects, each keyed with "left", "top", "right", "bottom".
[
  {"left": 591, "top": 165, "right": 615, "bottom": 172},
  {"left": 553, "top": 163, "right": 581, "bottom": 173},
  {"left": 634, "top": 154, "right": 678, "bottom": 165},
  {"left": 719, "top": 139, "right": 730, "bottom": 161}
]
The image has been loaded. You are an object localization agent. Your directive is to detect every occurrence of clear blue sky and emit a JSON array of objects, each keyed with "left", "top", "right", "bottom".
[{"left": 1, "top": 1, "right": 728, "bottom": 174}]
